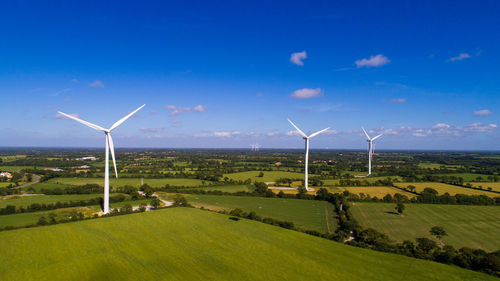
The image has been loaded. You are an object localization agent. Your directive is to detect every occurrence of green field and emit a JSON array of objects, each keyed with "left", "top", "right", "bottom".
[
  {"left": 0, "top": 194, "right": 105, "bottom": 208},
  {"left": 193, "top": 185, "right": 252, "bottom": 193},
  {"left": 0, "top": 165, "right": 34, "bottom": 172},
  {"left": 186, "top": 195, "right": 337, "bottom": 233},
  {"left": 47, "top": 177, "right": 204, "bottom": 187},
  {"left": 0, "top": 199, "right": 151, "bottom": 228},
  {"left": 223, "top": 171, "right": 304, "bottom": 182},
  {"left": 0, "top": 208, "right": 494, "bottom": 281},
  {"left": 418, "top": 163, "right": 462, "bottom": 169},
  {"left": 435, "top": 173, "right": 493, "bottom": 182},
  {"left": 395, "top": 182, "right": 497, "bottom": 197},
  {"left": 22, "top": 182, "right": 70, "bottom": 193},
  {"left": 323, "top": 176, "right": 403, "bottom": 186},
  {"left": 330, "top": 186, "right": 416, "bottom": 198},
  {"left": 350, "top": 202, "right": 500, "bottom": 251}
]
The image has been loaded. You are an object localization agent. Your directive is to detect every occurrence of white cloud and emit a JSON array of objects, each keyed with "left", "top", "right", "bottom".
[
  {"left": 89, "top": 80, "right": 104, "bottom": 87},
  {"left": 447, "top": 53, "right": 471, "bottom": 62},
  {"left": 213, "top": 131, "right": 240, "bottom": 137},
  {"left": 390, "top": 98, "right": 406, "bottom": 103},
  {"left": 165, "top": 105, "right": 207, "bottom": 116},
  {"left": 473, "top": 109, "right": 494, "bottom": 116},
  {"left": 193, "top": 105, "right": 206, "bottom": 112},
  {"left": 355, "top": 54, "right": 390, "bottom": 68},
  {"left": 149, "top": 110, "right": 158, "bottom": 115},
  {"left": 432, "top": 123, "right": 451, "bottom": 129},
  {"left": 55, "top": 112, "right": 79, "bottom": 120},
  {"left": 290, "top": 88, "right": 323, "bottom": 99},
  {"left": 290, "top": 51, "right": 307, "bottom": 66}
]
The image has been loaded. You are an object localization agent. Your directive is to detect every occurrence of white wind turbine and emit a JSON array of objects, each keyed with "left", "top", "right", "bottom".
[
  {"left": 288, "top": 119, "right": 330, "bottom": 191},
  {"left": 58, "top": 105, "right": 145, "bottom": 214},
  {"left": 362, "top": 127, "right": 383, "bottom": 176}
]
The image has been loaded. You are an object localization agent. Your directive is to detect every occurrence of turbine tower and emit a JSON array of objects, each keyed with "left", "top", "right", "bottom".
[
  {"left": 58, "top": 104, "right": 145, "bottom": 214},
  {"left": 288, "top": 119, "right": 329, "bottom": 191},
  {"left": 362, "top": 127, "right": 383, "bottom": 176}
]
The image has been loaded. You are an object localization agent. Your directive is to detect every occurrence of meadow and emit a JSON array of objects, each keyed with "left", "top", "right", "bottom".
[
  {"left": 192, "top": 185, "right": 252, "bottom": 193},
  {"left": 0, "top": 194, "right": 105, "bottom": 208},
  {"left": 350, "top": 202, "right": 500, "bottom": 251},
  {"left": 185, "top": 194, "right": 336, "bottom": 233},
  {"left": 47, "top": 177, "right": 204, "bottom": 187},
  {"left": 223, "top": 171, "right": 304, "bottom": 182},
  {"left": 330, "top": 186, "right": 416, "bottom": 198},
  {"left": 435, "top": 173, "right": 493, "bottom": 182},
  {"left": 395, "top": 182, "right": 497, "bottom": 197},
  {"left": 0, "top": 165, "right": 35, "bottom": 172},
  {"left": 323, "top": 176, "right": 403, "bottom": 186},
  {"left": 0, "top": 207, "right": 494, "bottom": 281}
]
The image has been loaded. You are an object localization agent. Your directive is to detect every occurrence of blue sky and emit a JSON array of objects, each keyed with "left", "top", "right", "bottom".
[{"left": 0, "top": 1, "right": 499, "bottom": 150}]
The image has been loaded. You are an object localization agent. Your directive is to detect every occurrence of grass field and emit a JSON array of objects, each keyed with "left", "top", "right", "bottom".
[
  {"left": 193, "top": 185, "right": 252, "bottom": 193},
  {"left": 331, "top": 186, "right": 416, "bottom": 198},
  {"left": 185, "top": 194, "right": 336, "bottom": 233},
  {"left": 467, "top": 182, "right": 500, "bottom": 192},
  {"left": 0, "top": 208, "right": 494, "bottom": 281},
  {"left": 0, "top": 199, "right": 151, "bottom": 228},
  {"left": 395, "top": 182, "right": 497, "bottom": 197},
  {"left": 0, "top": 194, "right": 105, "bottom": 208},
  {"left": 418, "top": 163, "right": 462, "bottom": 169},
  {"left": 223, "top": 171, "right": 304, "bottom": 182},
  {"left": 0, "top": 165, "right": 34, "bottom": 172},
  {"left": 22, "top": 182, "right": 70, "bottom": 193},
  {"left": 323, "top": 176, "right": 403, "bottom": 186},
  {"left": 47, "top": 177, "right": 204, "bottom": 187},
  {"left": 350, "top": 202, "right": 500, "bottom": 251},
  {"left": 435, "top": 173, "right": 492, "bottom": 182}
]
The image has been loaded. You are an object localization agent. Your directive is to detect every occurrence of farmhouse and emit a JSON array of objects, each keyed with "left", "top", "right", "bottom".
[
  {"left": 76, "top": 156, "right": 97, "bottom": 161},
  {"left": 0, "top": 172, "right": 12, "bottom": 178}
]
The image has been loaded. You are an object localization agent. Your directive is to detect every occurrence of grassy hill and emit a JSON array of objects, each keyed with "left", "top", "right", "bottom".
[
  {"left": 185, "top": 194, "right": 336, "bottom": 233},
  {"left": 350, "top": 202, "right": 500, "bottom": 251},
  {"left": 0, "top": 208, "right": 494, "bottom": 281}
]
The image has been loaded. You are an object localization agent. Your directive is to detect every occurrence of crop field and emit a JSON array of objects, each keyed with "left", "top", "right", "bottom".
[
  {"left": 22, "top": 182, "right": 70, "bottom": 193},
  {"left": 467, "top": 182, "right": 500, "bottom": 192},
  {"left": 330, "top": 186, "right": 416, "bottom": 198},
  {"left": 0, "top": 208, "right": 493, "bottom": 281},
  {"left": 0, "top": 194, "right": 105, "bottom": 208},
  {"left": 47, "top": 177, "right": 204, "bottom": 187},
  {"left": 395, "top": 182, "right": 498, "bottom": 197},
  {"left": 223, "top": 171, "right": 304, "bottom": 182},
  {"left": 350, "top": 202, "right": 500, "bottom": 251},
  {"left": 417, "top": 163, "right": 462, "bottom": 169},
  {"left": 186, "top": 194, "right": 336, "bottom": 233}
]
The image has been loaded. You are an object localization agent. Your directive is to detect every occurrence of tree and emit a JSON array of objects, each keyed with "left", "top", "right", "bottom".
[
  {"left": 37, "top": 216, "right": 48, "bottom": 225},
  {"left": 173, "top": 194, "right": 189, "bottom": 207},
  {"left": 258, "top": 172, "right": 264, "bottom": 177},
  {"left": 430, "top": 226, "right": 447, "bottom": 245},
  {"left": 150, "top": 197, "right": 161, "bottom": 209},
  {"left": 254, "top": 182, "right": 268, "bottom": 195},
  {"left": 395, "top": 203, "right": 405, "bottom": 215}
]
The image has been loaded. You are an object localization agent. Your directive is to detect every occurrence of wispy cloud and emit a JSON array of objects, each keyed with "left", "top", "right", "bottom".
[
  {"left": 149, "top": 110, "right": 158, "bottom": 115},
  {"left": 390, "top": 98, "right": 406, "bottom": 103},
  {"left": 165, "top": 105, "right": 207, "bottom": 116},
  {"left": 355, "top": 54, "right": 390, "bottom": 68},
  {"left": 290, "top": 88, "right": 323, "bottom": 99},
  {"left": 71, "top": 78, "right": 78, "bottom": 83},
  {"left": 195, "top": 131, "right": 241, "bottom": 137},
  {"left": 447, "top": 53, "right": 471, "bottom": 62},
  {"left": 48, "top": 88, "right": 71, "bottom": 97},
  {"left": 89, "top": 80, "right": 104, "bottom": 88},
  {"left": 290, "top": 51, "right": 307, "bottom": 66},
  {"left": 474, "top": 109, "right": 494, "bottom": 116},
  {"left": 139, "top": 127, "right": 165, "bottom": 133}
]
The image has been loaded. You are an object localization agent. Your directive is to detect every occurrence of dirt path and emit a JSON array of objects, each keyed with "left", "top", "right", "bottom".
[{"left": 13, "top": 174, "right": 40, "bottom": 190}]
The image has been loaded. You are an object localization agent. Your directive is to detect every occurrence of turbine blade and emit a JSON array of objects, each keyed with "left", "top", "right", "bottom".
[
  {"left": 372, "top": 134, "right": 383, "bottom": 141},
  {"left": 107, "top": 134, "right": 118, "bottom": 178},
  {"left": 109, "top": 104, "right": 146, "bottom": 131},
  {"left": 362, "top": 127, "right": 371, "bottom": 140},
  {"left": 57, "top": 111, "right": 107, "bottom": 131},
  {"left": 309, "top": 127, "right": 330, "bottom": 138},
  {"left": 287, "top": 119, "right": 307, "bottom": 138}
]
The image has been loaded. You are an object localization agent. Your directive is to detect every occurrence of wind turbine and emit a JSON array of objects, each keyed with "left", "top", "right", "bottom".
[
  {"left": 288, "top": 119, "right": 329, "bottom": 191},
  {"left": 362, "top": 128, "right": 383, "bottom": 176},
  {"left": 58, "top": 105, "right": 145, "bottom": 214}
]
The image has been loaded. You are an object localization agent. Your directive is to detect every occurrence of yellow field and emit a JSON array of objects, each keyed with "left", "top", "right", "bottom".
[
  {"left": 467, "top": 182, "right": 500, "bottom": 193},
  {"left": 330, "top": 186, "right": 416, "bottom": 198},
  {"left": 395, "top": 182, "right": 498, "bottom": 197}
]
